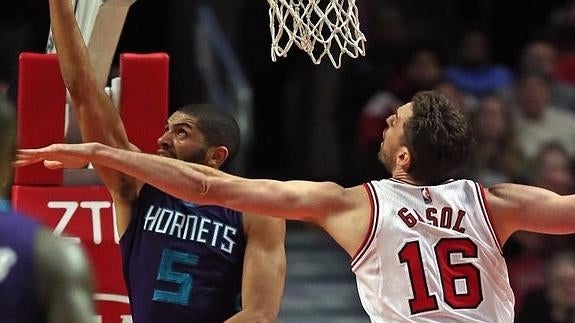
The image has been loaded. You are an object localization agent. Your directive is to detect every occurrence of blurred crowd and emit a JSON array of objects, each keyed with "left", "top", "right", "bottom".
[{"left": 1, "top": 0, "right": 575, "bottom": 321}]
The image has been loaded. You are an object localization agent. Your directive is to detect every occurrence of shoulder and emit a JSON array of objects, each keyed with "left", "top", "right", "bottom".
[
  {"left": 484, "top": 182, "right": 544, "bottom": 204},
  {"left": 482, "top": 182, "right": 527, "bottom": 217},
  {"left": 35, "top": 229, "right": 91, "bottom": 283}
]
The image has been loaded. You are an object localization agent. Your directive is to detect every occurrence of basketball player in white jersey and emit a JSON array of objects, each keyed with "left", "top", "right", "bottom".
[{"left": 15, "top": 90, "right": 575, "bottom": 322}]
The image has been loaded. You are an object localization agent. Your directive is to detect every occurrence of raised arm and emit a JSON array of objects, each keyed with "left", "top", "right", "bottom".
[
  {"left": 485, "top": 183, "right": 575, "bottom": 245},
  {"left": 48, "top": 0, "right": 139, "bottom": 192},
  {"left": 48, "top": 0, "right": 132, "bottom": 151},
  {"left": 48, "top": 0, "right": 140, "bottom": 234}
]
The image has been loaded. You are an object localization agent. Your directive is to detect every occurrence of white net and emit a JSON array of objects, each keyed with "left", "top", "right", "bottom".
[{"left": 267, "top": 0, "right": 366, "bottom": 68}]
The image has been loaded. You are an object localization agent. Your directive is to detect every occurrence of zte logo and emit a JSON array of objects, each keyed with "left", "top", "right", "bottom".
[
  {"left": 94, "top": 313, "right": 132, "bottom": 323},
  {"left": 94, "top": 293, "right": 132, "bottom": 323},
  {"left": 48, "top": 201, "right": 119, "bottom": 244}
]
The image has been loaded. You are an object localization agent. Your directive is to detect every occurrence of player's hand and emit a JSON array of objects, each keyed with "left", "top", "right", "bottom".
[{"left": 13, "top": 143, "right": 93, "bottom": 169}]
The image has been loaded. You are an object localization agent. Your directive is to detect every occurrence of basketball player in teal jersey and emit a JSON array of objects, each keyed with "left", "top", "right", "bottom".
[{"left": 46, "top": 0, "right": 285, "bottom": 322}]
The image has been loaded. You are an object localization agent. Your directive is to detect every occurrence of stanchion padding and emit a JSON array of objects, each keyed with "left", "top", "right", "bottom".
[
  {"left": 120, "top": 53, "right": 169, "bottom": 154},
  {"left": 14, "top": 53, "right": 66, "bottom": 186}
]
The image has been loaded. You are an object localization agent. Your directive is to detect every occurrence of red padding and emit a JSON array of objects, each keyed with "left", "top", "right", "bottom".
[
  {"left": 12, "top": 185, "right": 130, "bottom": 323},
  {"left": 14, "top": 53, "right": 66, "bottom": 186},
  {"left": 120, "top": 53, "right": 169, "bottom": 154}
]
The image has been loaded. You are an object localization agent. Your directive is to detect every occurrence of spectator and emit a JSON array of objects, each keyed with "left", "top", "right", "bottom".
[
  {"left": 512, "top": 73, "right": 575, "bottom": 159},
  {"left": 549, "top": 0, "right": 575, "bottom": 86},
  {"left": 445, "top": 29, "right": 513, "bottom": 97},
  {"left": 435, "top": 80, "right": 478, "bottom": 114},
  {"left": 515, "top": 252, "right": 575, "bottom": 323},
  {"left": 465, "top": 95, "right": 525, "bottom": 185},
  {"left": 529, "top": 142, "right": 575, "bottom": 195},
  {"left": 518, "top": 39, "right": 575, "bottom": 111},
  {"left": 506, "top": 232, "right": 548, "bottom": 311},
  {"left": 388, "top": 47, "right": 444, "bottom": 102}
]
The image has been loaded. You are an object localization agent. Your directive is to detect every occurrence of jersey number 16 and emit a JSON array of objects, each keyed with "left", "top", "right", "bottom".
[{"left": 398, "top": 237, "right": 483, "bottom": 314}]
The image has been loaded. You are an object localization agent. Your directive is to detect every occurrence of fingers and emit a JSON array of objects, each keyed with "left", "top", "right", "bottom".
[
  {"left": 44, "top": 160, "right": 65, "bottom": 169},
  {"left": 12, "top": 158, "right": 42, "bottom": 167},
  {"left": 12, "top": 156, "right": 43, "bottom": 168},
  {"left": 13, "top": 149, "right": 49, "bottom": 168},
  {"left": 14, "top": 147, "right": 90, "bottom": 170}
]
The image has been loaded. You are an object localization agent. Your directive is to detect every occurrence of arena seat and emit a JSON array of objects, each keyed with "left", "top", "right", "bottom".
[{"left": 12, "top": 52, "right": 169, "bottom": 323}]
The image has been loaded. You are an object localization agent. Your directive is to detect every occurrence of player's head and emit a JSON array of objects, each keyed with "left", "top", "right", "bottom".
[
  {"left": 379, "top": 90, "right": 471, "bottom": 184},
  {"left": 157, "top": 104, "right": 240, "bottom": 169},
  {"left": 0, "top": 101, "right": 16, "bottom": 199}
]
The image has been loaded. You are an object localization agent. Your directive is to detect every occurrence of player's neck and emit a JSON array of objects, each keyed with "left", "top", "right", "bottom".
[{"left": 392, "top": 172, "right": 420, "bottom": 185}]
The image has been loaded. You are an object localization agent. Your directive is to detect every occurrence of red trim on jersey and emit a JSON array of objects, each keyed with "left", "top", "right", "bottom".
[
  {"left": 474, "top": 182, "right": 503, "bottom": 255},
  {"left": 351, "top": 182, "right": 379, "bottom": 269}
]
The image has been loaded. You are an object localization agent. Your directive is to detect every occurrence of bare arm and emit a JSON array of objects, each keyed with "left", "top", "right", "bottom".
[
  {"left": 48, "top": 0, "right": 140, "bottom": 198},
  {"left": 485, "top": 183, "right": 575, "bottom": 245},
  {"left": 49, "top": 0, "right": 140, "bottom": 234},
  {"left": 16, "top": 143, "right": 356, "bottom": 220},
  {"left": 16, "top": 142, "right": 372, "bottom": 255},
  {"left": 89, "top": 144, "right": 357, "bottom": 221},
  {"left": 36, "top": 229, "right": 95, "bottom": 323},
  {"left": 225, "top": 215, "right": 286, "bottom": 323}
]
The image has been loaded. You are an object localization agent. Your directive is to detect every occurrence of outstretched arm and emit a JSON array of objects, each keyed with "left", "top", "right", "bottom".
[
  {"left": 17, "top": 143, "right": 355, "bottom": 220},
  {"left": 16, "top": 142, "right": 373, "bottom": 256},
  {"left": 485, "top": 183, "right": 575, "bottom": 245}
]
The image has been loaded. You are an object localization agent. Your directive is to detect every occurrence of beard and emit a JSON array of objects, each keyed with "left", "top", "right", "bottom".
[
  {"left": 185, "top": 147, "right": 209, "bottom": 164},
  {"left": 186, "top": 149, "right": 207, "bottom": 165},
  {"left": 378, "top": 144, "right": 394, "bottom": 174}
]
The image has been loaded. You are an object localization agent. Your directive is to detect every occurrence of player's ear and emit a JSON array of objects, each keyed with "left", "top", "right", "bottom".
[
  {"left": 396, "top": 146, "right": 411, "bottom": 171},
  {"left": 206, "top": 146, "right": 229, "bottom": 169}
]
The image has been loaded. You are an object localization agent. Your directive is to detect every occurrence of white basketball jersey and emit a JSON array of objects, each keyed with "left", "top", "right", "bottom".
[{"left": 351, "top": 179, "right": 514, "bottom": 323}]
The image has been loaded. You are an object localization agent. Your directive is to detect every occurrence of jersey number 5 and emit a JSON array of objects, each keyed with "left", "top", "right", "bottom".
[
  {"left": 398, "top": 237, "right": 483, "bottom": 314},
  {"left": 153, "top": 249, "right": 199, "bottom": 306}
]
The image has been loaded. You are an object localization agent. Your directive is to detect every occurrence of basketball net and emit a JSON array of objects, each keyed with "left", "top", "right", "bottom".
[{"left": 267, "top": 0, "right": 366, "bottom": 68}]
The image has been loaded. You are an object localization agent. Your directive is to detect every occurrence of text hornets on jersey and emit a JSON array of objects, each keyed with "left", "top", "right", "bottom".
[{"left": 142, "top": 205, "right": 239, "bottom": 254}]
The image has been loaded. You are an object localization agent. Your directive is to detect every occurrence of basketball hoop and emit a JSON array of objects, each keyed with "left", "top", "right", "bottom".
[{"left": 267, "top": 0, "right": 366, "bottom": 68}]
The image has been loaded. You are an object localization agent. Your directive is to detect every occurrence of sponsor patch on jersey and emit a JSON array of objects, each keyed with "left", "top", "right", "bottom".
[{"left": 421, "top": 187, "right": 432, "bottom": 204}]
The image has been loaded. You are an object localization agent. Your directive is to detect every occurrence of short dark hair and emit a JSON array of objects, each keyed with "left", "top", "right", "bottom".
[
  {"left": 0, "top": 99, "right": 16, "bottom": 198},
  {"left": 177, "top": 104, "right": 241, "bottom": 161},
  {"left": 404, "top": 91, "right": 471, "bottom": 184}
]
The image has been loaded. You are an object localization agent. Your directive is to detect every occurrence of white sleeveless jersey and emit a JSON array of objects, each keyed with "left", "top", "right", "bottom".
[{"left": 351, "top": 179, "right": 514, "bottom": 323}]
